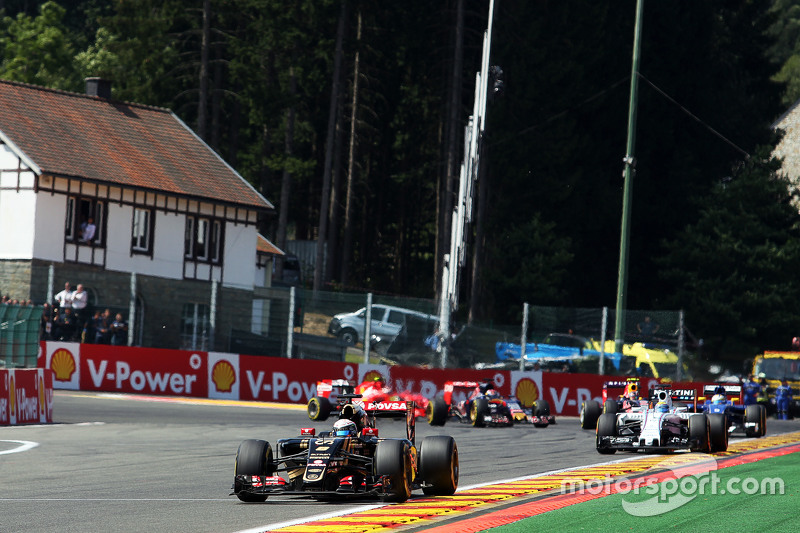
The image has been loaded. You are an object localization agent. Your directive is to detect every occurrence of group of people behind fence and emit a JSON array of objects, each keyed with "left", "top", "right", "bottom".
[{"left": 41, "top": 281, "right": 128, "bottom": 345}]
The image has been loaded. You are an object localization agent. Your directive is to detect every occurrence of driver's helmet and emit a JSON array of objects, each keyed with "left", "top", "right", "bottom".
[
  {"left": 624, "top": 382, "right": 638, "bottom": 400},
  {"left": 333, "top": 419, "right": 357, "bottom": 437},
  {"left": 711, "top": 394, "right": 726, "bottom": 405},
  {"left": 655, "top": 401, "right": 670, "bottom": 413},
  {"left": 478, "top": 381, "right": 492, "bottom": 394}
]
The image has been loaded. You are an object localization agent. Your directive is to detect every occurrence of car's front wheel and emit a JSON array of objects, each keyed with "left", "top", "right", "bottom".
[
  {"left": 427, "top": 397, "right": 448, "bottom": 426},
  {"left": 234, "top": 439, "right": 274, "bottom": 502},
  {"left": 338, "top": 329, "right": 358, "bottom": 346},
  {"left": 419, "top": 436, "right": 458, "bottom": 496},
  {"left": 374, "top": 440, "right": 412, "bottom": 502},
  {"left": 307, "top": 396, "right": 332, "bottom": 421}
]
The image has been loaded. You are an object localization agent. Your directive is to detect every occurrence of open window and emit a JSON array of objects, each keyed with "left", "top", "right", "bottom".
[{"left": 65, "top": 196, "right": 105, "bottom": 246}]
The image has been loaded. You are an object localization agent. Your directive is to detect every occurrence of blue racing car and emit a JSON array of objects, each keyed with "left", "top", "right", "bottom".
[{"left": 699, "top": 384, "right": 767, "bottom": 438}]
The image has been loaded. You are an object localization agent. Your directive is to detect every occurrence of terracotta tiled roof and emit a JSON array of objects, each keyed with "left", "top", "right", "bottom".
[
  {"left": 0, "top": 79, "right": 273, "bottom": 211},
  {"left": 257, "top": 233, "right": 284, "bottom": 256}
]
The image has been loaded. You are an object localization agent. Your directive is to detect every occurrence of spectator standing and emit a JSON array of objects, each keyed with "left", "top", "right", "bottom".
[
  {"left": 54, "top": 282, "right": 73, "bottom": 309},
  {"left": 40, "top": 302, "right": 54, "bottom": 340},
  {"left": 94, "top": 309, "right": 113, "bottom": 344},
  {"left": 83, "top": 310, "right": 102, "bottom": 344},
  {"left": 71, "top": 284, "right": 89, "bottom": 333},
  {"left": 110, "top": 313, "right": 129, "bottom": 346},
  {"left": 53, "top": 307, "right": 77, "bottom": 341},
  {"left": 636, "top": 316, "right": 660, "bottom": 341},
  {"left": 80, "top": 217, "right": 96, "bottom": 243}
]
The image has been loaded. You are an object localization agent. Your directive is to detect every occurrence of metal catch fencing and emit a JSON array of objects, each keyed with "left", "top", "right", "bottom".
[{"left": 0, "top": 304, "right": 42, "bottom": 368}]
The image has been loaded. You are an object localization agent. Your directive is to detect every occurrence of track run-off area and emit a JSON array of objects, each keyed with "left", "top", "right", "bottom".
[{"left": 1, "top": 391, "right": 798, "bottom": 533}]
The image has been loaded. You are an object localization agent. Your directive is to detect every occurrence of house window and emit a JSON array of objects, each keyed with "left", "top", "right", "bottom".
[
  {"left": 180, "top": 303, "right": 209, "bottom": 350},
  {"left": 132, "top": 207, "right": 154, "bottom": 253},
  {"left": 184, "top": 216, "right": 223, "bottom": 263},
  {"left": 66, "top": 196, "right": 105, "bottom": 246}
]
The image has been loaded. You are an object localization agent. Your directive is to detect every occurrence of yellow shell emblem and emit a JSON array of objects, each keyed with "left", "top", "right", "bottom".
[
  {"left": 515, "top": 377, "right": 539, "bottom": 408},
  {"left": 212, "top": 360, "right": 236, "bottom": 392},
  {"left": 51, "top": 349, "right": 76, "bottom": 381}
]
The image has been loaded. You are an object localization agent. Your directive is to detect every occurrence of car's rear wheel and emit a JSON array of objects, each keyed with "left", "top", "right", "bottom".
[
  {"left": 427, "top": 397, "right": 448, "bottom": 426},
  {"left": 374, "top": 440, "right": 412, "bottom": 502},
  {"left": 707, "top": 413, "right": 728, "bottom": 452},
  {"left": 745, "top": 404, "right": 762, "bottom": 437},
  {"left": 419, "top": 436, "right": 459, "bottom": 496},
  {"left": 471, "top": 398, "right": 489, "bottom": 427},
  {"left": 533, "top": 399, "right": 551, "bottom": 417},
  {"left": 234, "top": 439, "right": 274, "bottom": 502},
  {"left": 689, "top": 414, "right": 710, "bottom": 452},
  {"left": 580, "top": 400, "right": 602, "bottom": 430},
  {"left": 596, "top": 413, "right": 617, "bottom": 454},
  {"left": 759, "top": 404, "right": 767, "bottom": 436},
  {"left": 307, "top": 396, "right": 332, "bottom": 421}
]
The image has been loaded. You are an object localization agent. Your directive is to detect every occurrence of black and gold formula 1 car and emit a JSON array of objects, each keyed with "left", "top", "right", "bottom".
[{"left": 232, "top": 393, "right": 459, "bottom": 503}]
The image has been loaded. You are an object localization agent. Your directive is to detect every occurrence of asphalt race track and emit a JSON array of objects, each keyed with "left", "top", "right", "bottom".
[{"left": 1, "top": 391, "right": 798, "bottom": 533}]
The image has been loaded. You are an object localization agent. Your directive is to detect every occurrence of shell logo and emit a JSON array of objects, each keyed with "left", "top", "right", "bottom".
[
  {"left": 362, "top": 370, "right": 384, "bottom": 383},
  {"left": 515, "top": 377, "right": 539, "bottom": 408},
  {"left": 51, "top": 349, "right": 76, "bottom": 381},
  {"left": 212, "top": 360, "right": 236, "bottom": 392}
]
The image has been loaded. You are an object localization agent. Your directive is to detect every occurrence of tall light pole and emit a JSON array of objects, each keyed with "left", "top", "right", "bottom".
[
  {"left": 614, "top": 0, "right": 645, "bottom": 352},
  {"left": 438, "top": 0, "right": 496, "bottom": 367}
]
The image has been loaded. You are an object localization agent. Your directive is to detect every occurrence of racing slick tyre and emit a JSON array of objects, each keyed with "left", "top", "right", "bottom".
[
  {"left": 689, "top": 414, "right": 710, "bottom": 453},
  {"left": 338, "top": 328, "right": 358, "bottom": 346},
  {"left": 234, "top": 439, "right": 274, "bottom": 502},
  {"left": 307, "top": 396, "right": 332, "bottom": 421},
  {"left": 533, "top": 399, "right": 551, "bottom": 417},
  {"left": 595, "top": 413, "right": 617, "bottom": 454},
  {"left": 471, "top": 398, "right": 489, "bottom": 427},
  {"left": 745, "top": 404, "right": 764, "bottom": 438},
  {"left": 603, "top": 399, "right": 618, "bottom": 415},
  {"left": 580, "top": 400, "right": 602, "bottom": 430},
  {"left": 374, "top": 440, "right": 412, "bottom": 502},
  {"left": 427, "top": 397, "right": 449, "bottom": 426},
  {"left": 707, "top": 413, "right": 728, "bottom": 452},
  {"left": 759, "top": 404, "right": 768, "bottom": 436},
  {"left": 419, "top": 436, "right": 459, "bottom": 496}
]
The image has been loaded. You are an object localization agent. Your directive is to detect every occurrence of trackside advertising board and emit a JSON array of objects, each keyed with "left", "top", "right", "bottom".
[
  {"left": 0, "top": 368, "right": 54, "bottom": 426},
  {"left": 38, "top": 341, "right": 673, "bottom": 416}
]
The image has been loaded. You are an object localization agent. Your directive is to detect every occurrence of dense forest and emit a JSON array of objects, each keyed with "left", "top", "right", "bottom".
[{"left": 2, "top": 0, "right": 800, "bottom": 362}]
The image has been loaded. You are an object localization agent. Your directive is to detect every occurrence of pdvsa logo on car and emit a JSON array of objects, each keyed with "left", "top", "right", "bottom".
[{"left": 367, "top": 401, "right": 406, "bottom": 410}]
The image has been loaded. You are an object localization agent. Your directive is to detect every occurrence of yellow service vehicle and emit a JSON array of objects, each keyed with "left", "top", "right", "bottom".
[{"left": 752, "top": 351, "right": 800, "bottom": 415}]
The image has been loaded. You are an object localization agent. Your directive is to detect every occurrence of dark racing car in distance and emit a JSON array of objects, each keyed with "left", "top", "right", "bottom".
[
  {"left": 426, "top": 379, "right": 554, "bottom": 427},
  {"left": 699, "top": 384, "right": 767, "bottom": 438},
  {"left": 581, "top": 377, "right": 644, "bottom": 430},
  {"left": 595, "top": 385, "right": 729, "bottom": 454},
  {"left": 232, "top": 393, "right": 459, "bottom": 503}
]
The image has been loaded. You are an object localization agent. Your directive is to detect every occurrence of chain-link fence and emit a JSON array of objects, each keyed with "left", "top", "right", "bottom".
[
  {"left": 0, "top": 304, "right": 42, "bottom": 368},
  {"left": 236, "top": 288, "right": 689, "bottom": 380}
]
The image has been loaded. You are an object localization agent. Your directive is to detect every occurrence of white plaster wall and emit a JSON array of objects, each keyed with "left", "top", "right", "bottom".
[
  {"left": 31, "top": 192, "right": 67, "bottom": 261},
  {"left": 104, "top": 207, "right": 184, "bottom": 279},
  {"left": 0, "top": 188, "right": 36, "bottom": 258},
  {"left": 223, "top": 223, "right": 257, "bottom": 289}
]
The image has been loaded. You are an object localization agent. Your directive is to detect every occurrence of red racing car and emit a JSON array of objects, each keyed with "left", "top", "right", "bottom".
[{"left": 307, "top": 376, "right": 429, "bottom": 421}]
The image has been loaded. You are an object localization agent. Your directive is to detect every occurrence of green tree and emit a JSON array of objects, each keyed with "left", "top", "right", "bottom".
[
  {"left": 0, "top": 1, "right": 80, "bottom": 90},
  {"left": 658, "top": 145, "right": 800, "bottom": 361}
]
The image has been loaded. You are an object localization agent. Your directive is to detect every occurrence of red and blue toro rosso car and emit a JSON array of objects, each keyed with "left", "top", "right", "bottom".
[
  {"left": 232, "top": 392, "right": 458, "bottom": 503},
  {"left": 426, "top": 380, "right": 555, "bottom": 427},
  {"left": 699, "top": 384, "right": 767, "bottom": 438}
]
